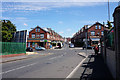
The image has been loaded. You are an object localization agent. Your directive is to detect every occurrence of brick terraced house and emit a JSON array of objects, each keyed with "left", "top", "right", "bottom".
[
  {"left": 71, "top": 22, "right": 104, "bottom": 47},
  {"left": 27, "top": 26, "right": 63, "bottom": 49}
]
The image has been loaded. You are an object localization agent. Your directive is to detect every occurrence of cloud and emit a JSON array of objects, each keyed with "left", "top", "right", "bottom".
[
  {"left": 23, "top": 23, "right": 28, "bottom": 26},
  {"left": 66, "top": 28, "right": 71, "bottom": 31},
  {"left": 58, "top": 21, "right": 63, "bottom": 24},
  {"left": 2, "top": 0, "right": 119, "bottom": 2},
  {"left": 59, "top": 31, "right": 64, "bottom": 34},
  {"left": 2, "top": 2, "right": 106, "bottom": 12},
  {"left": 2, "top": 17, "right": 13, "bottom": 20}
]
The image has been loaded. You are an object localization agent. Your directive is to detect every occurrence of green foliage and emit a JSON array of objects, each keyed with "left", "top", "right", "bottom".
[
  {"left": 107, "top": 21, "right": 112, "bottom": 29},
  {"left": 2, "top": 20, "right": 16, "bottom": 42}
]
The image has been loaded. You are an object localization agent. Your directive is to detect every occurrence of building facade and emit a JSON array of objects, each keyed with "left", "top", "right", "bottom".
[
  {"left": 72, "top": 22, "right": 104, "bottom": 47},
  {"left": 27, "top": 26, "right": 63, "bottom": 49}
]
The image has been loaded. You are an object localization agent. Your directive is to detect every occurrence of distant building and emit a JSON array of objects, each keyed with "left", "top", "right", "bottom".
[
  {"left": 72, "top": 22, "right": 104, "bottom": 47},
  {"left": 66, "top": 37, "right": 71, "bottom": 43},
  {"left": 27, "top": 26, "right": 63, "bottom": 49},
  {"left": 12, "top": 30, "right": 27, "bottom": 43}
]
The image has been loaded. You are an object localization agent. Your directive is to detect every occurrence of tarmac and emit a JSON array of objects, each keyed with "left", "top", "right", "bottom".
[{"left": 1, "top": 51, "right": 114, "bottom": 80}]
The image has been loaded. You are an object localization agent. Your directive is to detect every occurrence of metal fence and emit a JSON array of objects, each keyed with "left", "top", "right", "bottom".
[{"left": 1, "top": 42, "right": 26, "bottom": 55}]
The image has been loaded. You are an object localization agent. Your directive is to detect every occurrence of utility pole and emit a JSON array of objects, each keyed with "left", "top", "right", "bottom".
[
  {"left": 85, "top": 25, "right": 88, "bottom": 57},
  {"left": 108, "top": 0, "right": 110, "bottom": 21}
]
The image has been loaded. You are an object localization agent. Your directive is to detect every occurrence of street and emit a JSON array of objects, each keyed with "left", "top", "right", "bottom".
[{"left": 2, "top": 44, "right": 94, "bottom": 78}]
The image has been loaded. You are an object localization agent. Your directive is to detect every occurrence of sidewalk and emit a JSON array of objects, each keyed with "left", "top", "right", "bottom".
[
  {"left": 0, "top": 54, "right": 31, "bottom": 63},
  {"left": 0, "top": 52, "right": 38, "bottom": 63},
  {"left": 70, "top": 54, "right": 114, "bottom": 80},
  {"left": 0, "top": 51, "right": 54, "bottom": 63}
]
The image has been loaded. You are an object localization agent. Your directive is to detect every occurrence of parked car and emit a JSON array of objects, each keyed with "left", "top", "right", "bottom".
[
  {"left": 35, "top": 46, "right": 45, "bottom": 51},
  {"left": 55, "top": 42, "right": 63, "bottom": 49},
  {"left": 54, "top": 46, "right": 61, "bottom": 49},
  {"left": 83, "top": 45, "right": 93, "bottom": 49},
  {"left": 69, "top": 43, "right": 74, "bottom": 48},
  {"left": 26, "top": 47, "right": 33, "bottom": 52}
]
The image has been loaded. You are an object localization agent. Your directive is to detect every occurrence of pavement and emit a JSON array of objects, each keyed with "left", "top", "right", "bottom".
[
  {"left": 1, "top": 51, "right": 52, "bottom": 63},
  {"left": 1, "top": 55, "right": 30, "bottom": 63},
  {"left": 70, "top": 54, "right": 114, "bottom": 80}
]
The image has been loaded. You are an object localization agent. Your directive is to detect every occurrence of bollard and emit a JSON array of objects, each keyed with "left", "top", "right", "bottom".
[{"left": 113, "top": 5, "right": 120, "bottom": 80}]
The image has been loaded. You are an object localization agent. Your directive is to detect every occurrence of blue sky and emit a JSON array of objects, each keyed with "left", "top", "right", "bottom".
[{"left": 2, "top": 2, "right": 118, "bottom": 37}]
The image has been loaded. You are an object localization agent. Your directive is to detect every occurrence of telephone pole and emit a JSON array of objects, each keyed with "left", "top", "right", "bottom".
[{"left": 108, "top": 0, "right": 110, "bottom": 21}]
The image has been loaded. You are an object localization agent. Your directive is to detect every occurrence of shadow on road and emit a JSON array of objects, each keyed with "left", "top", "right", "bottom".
[{"left": 80, "top": 54, "right": 114, "bottom": 80}]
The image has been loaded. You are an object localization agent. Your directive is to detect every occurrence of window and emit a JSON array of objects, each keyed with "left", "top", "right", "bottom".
[
  {"left": 36, "top": 34, "right": 39, "bottom": 38},
  {"left": 99, "top": 25, "right": 101, "bottom": 29},
  {"left": 40, "top": 34, "right": 44, "bottom": 38},
  {"left": 97, "top": 32, "right": 100, "bottom": 35},
  {"left": 47, "top": 34, "right": 50, "bottom": 39},
  {"left": 91, "top": 31, "right": 95, "bottom": 36},
  {"left": 36, "top": 28, "right": 37, "bottom": 32},
  {"left": 101, "top": 31, "right": 104, "bottom": 35},
  {"left": 38, "top": 28, "right": 40, "bottom": 32},
  {"left": 95, "top": 25, "right": 98, "bottom": 29},
  {"left": 32, "top": 33, "right": 35, "bottom": 38}
]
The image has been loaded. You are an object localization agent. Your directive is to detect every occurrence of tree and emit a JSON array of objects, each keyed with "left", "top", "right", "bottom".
[
  {"left": 107, "top": 21, "right": 112, "bottom": 29},
  {"left": 2, "top": 20, "right": 16, "bottom": 42}
]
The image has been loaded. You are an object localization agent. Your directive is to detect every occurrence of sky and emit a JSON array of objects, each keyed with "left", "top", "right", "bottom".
[{"left": 1, "top": 1, "right": 119, "bottom": 38}]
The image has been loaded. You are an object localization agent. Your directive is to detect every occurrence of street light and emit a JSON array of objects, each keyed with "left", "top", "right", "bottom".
[{"left": 85, "top": 25, "right": 88, "bottom": 57}]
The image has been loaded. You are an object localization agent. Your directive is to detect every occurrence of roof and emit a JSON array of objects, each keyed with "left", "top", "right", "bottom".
[
  {"left": 43, "top": 27, "right": 50, "bottom": 33},
  {"left": 29, "top": 26, "right": 49, "bottom": 33},
  {"left": 88, "top": 22, "right": 104, "bottom": 29}
]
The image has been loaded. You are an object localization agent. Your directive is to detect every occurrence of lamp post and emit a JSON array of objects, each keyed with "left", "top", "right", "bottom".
[{"left": 85, "top": 25, "right": 88, "bottom": 57}]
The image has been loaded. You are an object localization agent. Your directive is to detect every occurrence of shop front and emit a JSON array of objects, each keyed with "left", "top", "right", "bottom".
[{"left": 27, "top": 39, "right": 52, "bottom": 49}]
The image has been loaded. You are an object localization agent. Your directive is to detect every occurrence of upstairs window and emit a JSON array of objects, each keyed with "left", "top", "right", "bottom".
[
  {"left": 36, "top": 28, "right": 37, "bottom": 32},
  {"left": 95, "top": 25, "right": 98, "bottom": 29},
  {"left": 32, "top": 33, "right": 35, "bottom": 38},
  {"left": 38, "top": 28, "right": 40, "bottom": 32},
  {"left": 97, "top": 32, "right": 100, "bottom": 35},
  {"left": 36, "top": 34, "right": 39, "bottom": 38},
  {"left": 99, "top": 25, "right": 101, "bottom": 29},
  {"left": 101, "top": 31, "right": 104, "bottom": 35},
  {"left": 91, "top": 31, "right": 95, "bottom": 36},
  {"left": 40, "top": 34, "right": 44, "bottom": 38}
]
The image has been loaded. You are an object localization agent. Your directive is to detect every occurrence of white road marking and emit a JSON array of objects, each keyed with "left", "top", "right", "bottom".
[
  {"left": 70, "top": 48, "right": 82, "bottom": 50},
  {"left": 1, "top": 63, "right": 37, "bottom": 74},
  {"left": 49, "top": 55, "right": 63, "bottom": 60},
  {"left": 66, "top": 56, "right": 88, "bottom": 79},
  {"left": 49, "top": 53, "right": 66, "bottom": 60}
]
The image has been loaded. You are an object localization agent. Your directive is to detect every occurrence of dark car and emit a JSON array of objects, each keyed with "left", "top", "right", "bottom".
[
  {"left": 26, "top": 47, "right": 33, "bottom": 52},
  {"left": 83, "top": 45, "right": 93, "bottom": 49}
]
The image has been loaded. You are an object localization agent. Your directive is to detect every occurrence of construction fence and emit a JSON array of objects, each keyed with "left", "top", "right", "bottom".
[{"left": 0, "top": 42, "right": 26, "bottom": 55}]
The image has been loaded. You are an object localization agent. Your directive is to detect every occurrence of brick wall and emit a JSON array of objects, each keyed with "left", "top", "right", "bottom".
[{"left": 29, "top": 26, "right": 48, "bottom": 39}]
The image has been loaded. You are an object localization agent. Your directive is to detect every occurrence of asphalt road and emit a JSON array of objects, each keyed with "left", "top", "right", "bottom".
[{"left": 2, "top": 44, "right": 94, "bottom": 78}]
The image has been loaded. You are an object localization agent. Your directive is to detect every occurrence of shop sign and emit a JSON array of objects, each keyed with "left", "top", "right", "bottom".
[
  {"left": 44, "top": 40, "right": 47, "bottom": 42},
  {"left": 48, "top": 40, "right": 51, "bottom": 42},
  {"left": 40, "top": 40, "right": 44, "bottom": 42}
]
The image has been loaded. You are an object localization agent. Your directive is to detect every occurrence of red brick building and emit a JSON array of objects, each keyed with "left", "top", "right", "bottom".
[
  {"left": 87, "top": 22, "right": 104, "bottom": 46},
  {"left": 27, "top": 26, "right": 63, "bottom": 49},
  {"left": 71, "top": 22, "right": 104, "bottom": 47}
]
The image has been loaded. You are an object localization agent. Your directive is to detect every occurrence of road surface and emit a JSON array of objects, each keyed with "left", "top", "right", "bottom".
[{"left": 2, "top": 44, "right": 94, "bottom": 78}]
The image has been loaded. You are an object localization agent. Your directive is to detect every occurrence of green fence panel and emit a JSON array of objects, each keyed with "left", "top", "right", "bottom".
[{"left": 0, "top": 42, "right": 26, "bottom": 55}]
